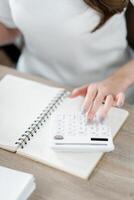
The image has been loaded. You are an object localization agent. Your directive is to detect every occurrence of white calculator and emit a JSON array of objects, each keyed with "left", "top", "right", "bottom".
[{"left": 50, "top": 112, "right": 115, "bottom": 153}]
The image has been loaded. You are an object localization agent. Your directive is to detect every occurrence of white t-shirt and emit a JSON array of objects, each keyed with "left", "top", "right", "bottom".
[{"left": 0, "top": 0, "right": 134, "bottom": 87}]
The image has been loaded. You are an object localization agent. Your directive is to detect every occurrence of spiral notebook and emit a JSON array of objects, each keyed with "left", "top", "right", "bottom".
[{"left": 0, "top": 75, "right": 129, "bottom": 179}]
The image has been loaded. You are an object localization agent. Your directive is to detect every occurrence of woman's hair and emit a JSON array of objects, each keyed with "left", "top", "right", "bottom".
[{"left": 83, "top": 0, "right": 129, "bottom": 31}]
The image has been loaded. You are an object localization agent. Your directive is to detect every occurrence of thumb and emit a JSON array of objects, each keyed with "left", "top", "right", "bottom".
[{"left": 70, "top": 85, "right": 88, "bottom": 98}]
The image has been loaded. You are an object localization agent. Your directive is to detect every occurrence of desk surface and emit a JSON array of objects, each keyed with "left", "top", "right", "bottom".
[{"left": 0, "top": 66, "right": 134, "bottom": 200}]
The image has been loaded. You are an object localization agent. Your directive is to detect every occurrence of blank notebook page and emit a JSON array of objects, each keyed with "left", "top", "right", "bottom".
[
  {"left": 17, "top": 97, "right": 129, "bottom": 179},
  {"left": 0, "top": 75, "right": 62, "bottom": 152}
]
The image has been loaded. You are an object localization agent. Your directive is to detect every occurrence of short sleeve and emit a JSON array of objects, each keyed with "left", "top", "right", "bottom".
[
  {"left": 130, "top": 0, "right": 134, "bottom": 5},
  {"left": 0, "top": 0, "right": 16, "bottom": 28}
]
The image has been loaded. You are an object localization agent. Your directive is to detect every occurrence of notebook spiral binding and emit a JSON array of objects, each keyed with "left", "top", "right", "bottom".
[{"left": 15, "top": 90, "right": 69, "bottom": 149}]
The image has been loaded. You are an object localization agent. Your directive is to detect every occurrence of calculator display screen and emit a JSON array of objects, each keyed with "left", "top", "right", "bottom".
[{"left": 91, "top": 138, "right": 108, "bottom": 141}]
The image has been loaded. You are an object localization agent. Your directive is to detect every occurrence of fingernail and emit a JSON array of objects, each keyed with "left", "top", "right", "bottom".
[
  {"left": 88, "top": 112, "right": 94, "bottom": 121},
  {"left": 99, "top": 117, "right": 105, "bottom": 123},
  {"left": 70, "top": 89, "right": 76, "bottom": 96},
  {"left": 87, "top": 118, "right": 94, "bottom": 125},
  {"left": 100, "top": 117, "right": 105, "bottom": 123},
  {"left": 96, "top": 113, "right": 105, "bottom": 123},
  {"left": 67, "top": 92, "right": 71, "bottom": 97},
  {"left": 86, "top": 118, "right": 92, "bottom": 125},
  {"left": 80, "top": 107, "right": 86, "bottom": 114},
  {"left": 69, "top": 92, "right": 74, "bottom": 98},
  {"left": 80, "top": 108, "right": 84, "bottom": 114},
  {"left": 85, "top": 113, "right": 90, "bottom": 124},
  {"left": 117, "top": 102, "right": 124, "bottom": 108}
]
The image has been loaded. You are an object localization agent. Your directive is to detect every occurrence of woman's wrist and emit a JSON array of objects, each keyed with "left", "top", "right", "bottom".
[{"left": 109, "top": 60, "right": 134, "bottom": 91}]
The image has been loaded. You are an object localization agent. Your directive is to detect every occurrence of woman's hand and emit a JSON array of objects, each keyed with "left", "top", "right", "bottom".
[{"left": 70, "top": 75, "right": 127, "bottom": 121}]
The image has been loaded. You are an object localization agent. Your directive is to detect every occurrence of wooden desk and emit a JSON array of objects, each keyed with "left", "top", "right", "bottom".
[{"left": 0, "top": 65, "right": 134, "bottom": 200}]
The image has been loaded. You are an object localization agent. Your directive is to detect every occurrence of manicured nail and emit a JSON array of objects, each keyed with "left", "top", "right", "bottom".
[
  {"left": 80, "top": 107, "right": 83, "bottom": 113},
  {"left": 80, "top": 107, "right": 86, "bottom": 114},
  {"left": 95, "top": 113, "right": 105, "bottom": 123},
  {"left": 99, "top": 117, "right": 105, "bottom": 123},
  {"left": 95, "top": 114, "right": 100, "bottom": 123},
  {"left": 70, "top": 89, "right": 76, "bottom": 97},
  {"left": 117, "top": 102, "right": 124, "bottom": 108},
  {"left": 69, "top": 93, "right": 74, "bottom": 98},
  {"left": 88, "top": 112, "right": 94, "bottom": 121},
  {"left": 84, "top": 112, "right": 89, "bottom": 124},
  {"left": 86, "top": 118, "right": 92, "bottom": 125}
]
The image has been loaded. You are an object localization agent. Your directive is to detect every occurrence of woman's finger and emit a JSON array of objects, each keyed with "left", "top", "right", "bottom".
[
  {"left": 116, "top": 92, "right": 125, "bottom": 107},
  {"left": 70, "top": 85, "right": 88, "bottom": 98},
  {"left": 82, "top": 84, "right": 98, "bottom": 113},
  {"left": 87, "top": 92, "right": 104, "bottom": 121},
  {"left": 98, "top": 95, "right": 114, "bottom": 120}
]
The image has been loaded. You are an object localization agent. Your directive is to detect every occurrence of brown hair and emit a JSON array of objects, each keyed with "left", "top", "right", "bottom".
[{"left": 83, "top": 0, "right": 129, "bottom": 31}]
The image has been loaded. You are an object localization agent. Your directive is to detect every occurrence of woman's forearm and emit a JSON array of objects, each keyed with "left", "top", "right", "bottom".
[
  {"left": 108, "top": 59, "right": 134, "bottom": 91},
  {"left": 0, "top": 23, "right": 20, "bottom": 46}
]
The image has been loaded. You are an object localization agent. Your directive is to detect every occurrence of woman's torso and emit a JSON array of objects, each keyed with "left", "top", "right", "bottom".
[{"left": 9, "top": 0, "right": 132, "bottom": 87}]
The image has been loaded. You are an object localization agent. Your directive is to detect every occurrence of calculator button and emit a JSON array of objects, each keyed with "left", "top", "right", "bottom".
[{"left": 54, "top": 135, "right": 64, "bottom": 140}]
